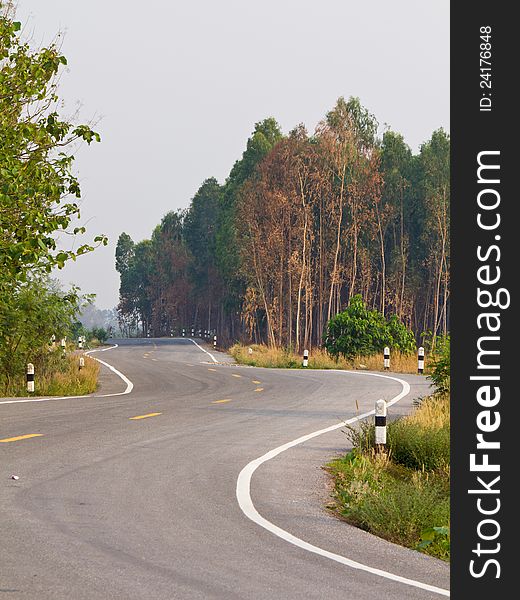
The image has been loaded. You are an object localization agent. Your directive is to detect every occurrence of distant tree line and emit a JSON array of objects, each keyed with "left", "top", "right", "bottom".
[{"left": 115, "top": 97, "right": 449, "bottom": 349}]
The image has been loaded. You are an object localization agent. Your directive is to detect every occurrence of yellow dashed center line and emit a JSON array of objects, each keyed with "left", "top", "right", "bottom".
[
  {"left": 254, "top": 388, "right": 264, "bottom": 392},
  {"left": 212, "top": 399, "right": 232, "bottom": 404},
  {"left": 129, "top": 412, "right": 162, "bottom": 420},
  {"left": 231, "top": 374, "right": 242, "bottom": 378},
  {"left": 252, "top": 380, "right": 261, "bottom": 384},
  {"left": 0, "top": 433, "right": 43, "bottom": 443},
  {"left": 208, "top": 368, "right": 217, "bottom": 372}
]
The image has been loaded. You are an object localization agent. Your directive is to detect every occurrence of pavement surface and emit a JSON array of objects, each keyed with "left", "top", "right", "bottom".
[{"left": 0, "top": 338, "right": 450, "bottom": 599}]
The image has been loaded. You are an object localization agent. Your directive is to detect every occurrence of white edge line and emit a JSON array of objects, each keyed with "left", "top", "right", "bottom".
[
  {"left": 0, "top": 344, "right": 133, "bottom": 405},
  {"left": 236, "top": 370, "right": 450, "bottom": 597},
  {"left": 186, "top": 338, "right": 218, "bottom": 363}
]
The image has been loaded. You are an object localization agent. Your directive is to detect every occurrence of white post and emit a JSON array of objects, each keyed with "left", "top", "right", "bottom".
[
  {"left": 26, "top": 363, "right": 35, "bottom": 393},
  {"left": 383, "top": 346, "right": 390, "bottom": 371},
  {"left": 60, "top": 338, "right": 66, "bottom": 355},
  {"left": 375, "top": 399, "right": 387, "bottom": 449},
  {"left": 418, "top": 346, "right": 425, "bottom": 374},
  {"left": 248, "top": 347, "right": 253, "bottom": 355},
  {"left": 79, "top": 356, "right": 85, "bottom": 370},
  {"left": 303, "top": 349, "right": 309, "bottom": 367},
  {"left": 182, "top": 328, "right": 185, "bottom": 337},
  {"left": 213, "top": 335, "right": 217, "bottom": 349},
  {"left": 78, "top": 337, "right": 83, "bottom": 350}
]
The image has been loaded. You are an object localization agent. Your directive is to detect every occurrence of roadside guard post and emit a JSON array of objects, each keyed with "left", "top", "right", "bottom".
[
  {"left": 79, "top": 356, "right": 85, "bottom": 371},
  {"left": 60, "top": 338, "right": 66, "bottom": 354},
  {"left": 213, "top": 335, "right": 217, "bottom": 349},
  {"left": 182, "top": 328, "right": 185, "bottom": 337},
  {"left": 303, "top": 349, "right": 309, "bottom": 367},
  {"left": 78, "top": 336, "right": 83, "bottom": 350},
  {"left": 383, "top": 346, "right": 390, "bottom": 370},
  {"left": 26, "top": 363, "right": 35, "bottom": 393},
  {"left": 375, "top": 399, "right": 387, "bottom": 450},
  {"left": 418, "top": 346, "right": 425, "bottom": 374}
]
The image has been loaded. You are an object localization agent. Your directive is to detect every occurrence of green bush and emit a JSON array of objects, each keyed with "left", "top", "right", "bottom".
[
  {"left": 90, "top": 327, "right": 109, "bottom": 344},
  {"left": 0, "top": 278, "right": 80, "bottom": 394},
  {"left": 388, "top": 420, "right": 450, "bottom": 471},
  {"left": 324, "top": 294, "right": 416, "bottom": 359},
  {"left": 428, "top": 335, "right": 450, "bottom": 394}
]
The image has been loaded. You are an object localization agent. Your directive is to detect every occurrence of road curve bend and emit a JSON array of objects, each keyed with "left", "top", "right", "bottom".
[{"left": 0, "top": 338, "right": 449, "bottom": 600}]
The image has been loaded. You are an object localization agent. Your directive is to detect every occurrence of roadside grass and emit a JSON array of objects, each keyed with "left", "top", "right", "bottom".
[
  {"left": 230, "top": 343, "right": 425, "bottom": 374},
  {"left": 1, "top": 352, "right": 100, "bottom": 397},
  {"left": 326, "top": 394, "right": 450, "bottom": 561}
]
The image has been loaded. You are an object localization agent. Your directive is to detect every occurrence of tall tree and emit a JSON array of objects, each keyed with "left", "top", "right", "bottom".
[
  {"left": 184, "top": 178, "right": 222, "bottom": 331},
  {"left": 419, "top": 129, "right": 450, "bottom": 342},
  {"left": 0, "top": 5, "right": 106, "bottom": 287}
]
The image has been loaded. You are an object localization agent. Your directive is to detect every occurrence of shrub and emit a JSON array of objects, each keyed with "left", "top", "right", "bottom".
[
  {"left": 90, "top": 327, "right": 109, "bottom": 344},
  {"left": 327, "top": 450, "right": 450, "bottom": 560},
  {"left": 428, "top": 335, "right": 450, "bottom": 394},
  {"left": 324, "top": 294, "right": 416, "bottom": 359}
]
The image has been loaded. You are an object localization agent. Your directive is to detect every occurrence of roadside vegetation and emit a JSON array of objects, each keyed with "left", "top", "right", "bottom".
[
  {"left": 0, "top": 5, "right": 106, "bottom": 398},
  {"left": 230, "top": 343, "right": 424, "bottom": 374},
  {"left": 3, "top": 351, "right": 99, "bottom": 398},
  {"left": 230, "top": 294, "right": 427, "bottom": 374},
  {"left": 326, "top": 337, "right": 450, "bottom": 561}
]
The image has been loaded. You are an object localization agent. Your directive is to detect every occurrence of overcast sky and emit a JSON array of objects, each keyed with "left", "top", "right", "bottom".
[{"left": 16, "top": 0, "right": 449, "bottom": 310}]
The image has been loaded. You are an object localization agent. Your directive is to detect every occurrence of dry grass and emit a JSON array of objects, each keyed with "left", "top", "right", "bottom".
[
  {"left": 230, "top": 343, "right": 425, "bottom": 374},
  {"left": 38, "top": 354, "right": 100, "bottom": 396},
  {"left": 405, "top": 394, "right": 450, "bottom": 430},
  {"left": 2, "top": 353, "right": 101, "bottom": 397}
]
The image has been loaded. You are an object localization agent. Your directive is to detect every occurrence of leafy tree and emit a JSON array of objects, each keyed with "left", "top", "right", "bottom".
[
  {"left": 418, "top": 129, "right": 450, "bottom": 341},
  {"left": 215, "top": 118, "right": 283, "bottom": 330},
  {"left": 115, "top": 232, "right": 135, "bottom": 275},
  {"left": 1, "top": 4, "right": 107, "bottom": 391},
  {"left": 0, "top": 277, "right": 82, "bottom": 393},
  {"left": 324, "top": 294, "right": 415, "bottom": 359},
  {"left": 0, "top": 4, "right": 107, "bottom": 284}
]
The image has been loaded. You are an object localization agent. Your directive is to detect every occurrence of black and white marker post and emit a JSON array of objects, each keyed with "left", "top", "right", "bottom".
[
  {"left": 213, "top": 335, "right": 217, "bottom": 349},
  {"left": 374, "top": 399, "right": 387, "bottom": 451},
  {"left": 79, "top": 356, "right": 85, "bottom": 371},
  {"left": 26, "top": 363, "right": 34, "bottom": 394},
  {"left": 302, "top": 349, "right": 309, "bottom": 367},
  {"left": 417, "top": 346, "right": 425, "bottom": 374},
  {"left": 383, "top": 346, "right": 390, "bottom": 370}
]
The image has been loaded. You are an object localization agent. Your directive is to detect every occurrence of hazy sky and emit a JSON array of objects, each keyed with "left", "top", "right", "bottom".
[{"left": 16, "top": 1, "right": 449, "bottom": 309}]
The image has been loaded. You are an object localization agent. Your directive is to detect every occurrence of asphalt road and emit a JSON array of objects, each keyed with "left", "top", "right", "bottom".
[{"left": 0, "top": 338, "right": 450, "bottom": 599}]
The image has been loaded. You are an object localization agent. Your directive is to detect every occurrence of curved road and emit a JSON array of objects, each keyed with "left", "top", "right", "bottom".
[{"left": 1, "top": 339, "right": 449, "bottom": 599}]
